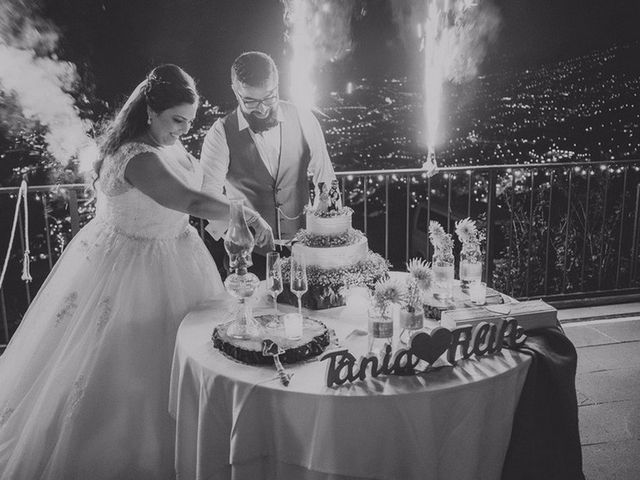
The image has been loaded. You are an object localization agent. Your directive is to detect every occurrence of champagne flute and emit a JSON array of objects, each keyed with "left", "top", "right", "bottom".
[
  {"left": 265, "top": 251, "right": 283, "bottom": 328},
  {"left": 290, "top": 256, "right": 308, "bottom": 319}
]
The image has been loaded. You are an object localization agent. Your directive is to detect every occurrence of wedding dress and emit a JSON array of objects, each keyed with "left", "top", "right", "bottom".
[{"left": 0, "top": 142, "right": 224, "bottom": 479}]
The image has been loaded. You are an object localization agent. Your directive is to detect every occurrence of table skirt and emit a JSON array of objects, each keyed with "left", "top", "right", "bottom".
[{"left": 170, "top": 299, "right": 531, "bottom": 480}]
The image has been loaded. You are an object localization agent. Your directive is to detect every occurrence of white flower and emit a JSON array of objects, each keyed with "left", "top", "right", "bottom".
[
  {"left": 428, "top": 220, "right": 453, "bottom": 252},
  {"left": 373, "top": 278, "right": 403, "bottom": 316},
  {"left": 428, "top": 220, "right": 446, "bottom": 239},
  {"left": 403, "top": 277, "right": 422, "bottom": 312},
  {"left": 406, "top": 258, "right": 433, "bottom": 291},
  {"left": 455, "top": 218, "right": 478, "bottom": 243},
  {"left": 455, "top": 217, "right": 485, "bottom": 256}
]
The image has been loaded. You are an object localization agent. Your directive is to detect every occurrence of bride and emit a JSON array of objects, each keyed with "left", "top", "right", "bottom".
[{"left": 0, "top": 64, "right": 273, "bottom": 479}]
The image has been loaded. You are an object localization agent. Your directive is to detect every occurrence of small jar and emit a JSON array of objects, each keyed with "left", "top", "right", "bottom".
[
  {"left": 459, "top": 247, "right": 483, "bottom": 293},
  {"left": 398, "top": 307, "right": 424, "bottom": 345},
  {"left": 368, "top": 304, "right": 393, "bottom": 354},
  {"left": 432, "top": 250, "right": 454, "bottom": 301}
]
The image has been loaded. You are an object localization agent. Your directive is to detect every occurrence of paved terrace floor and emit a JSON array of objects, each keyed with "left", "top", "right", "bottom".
[{"left": 559, "top": 303, "right": 640, "bottom": 480}]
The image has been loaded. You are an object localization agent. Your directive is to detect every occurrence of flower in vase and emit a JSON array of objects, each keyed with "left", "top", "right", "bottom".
[
  {"left": 373, "top": 278, "right": 403, "bottom": 317},
  {"left": 402, "top": 277, "right": 423, "bottom": 313},
  {"left": 455, "top": 217, "right": 485, "bottom": 256},
  {"left": 406, "top": 257, "right": 433, "bottom": 292},
  {"left": 455, "top": 218, "right": 478, "bottom": 244},
  {"left": 428, "top": 220, "right": 453, "bottom": 253}
]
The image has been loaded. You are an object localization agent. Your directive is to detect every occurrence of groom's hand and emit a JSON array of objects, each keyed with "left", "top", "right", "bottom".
[{"left": 252, "top": 216, "right": 275, "bottom": 251}]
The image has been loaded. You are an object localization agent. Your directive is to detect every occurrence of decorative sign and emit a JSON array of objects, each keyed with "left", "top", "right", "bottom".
[{"left": 320, "top": 318, "right": 526, "bottom": 388}]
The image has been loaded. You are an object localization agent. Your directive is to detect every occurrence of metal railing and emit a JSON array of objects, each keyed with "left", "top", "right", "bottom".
[
  {"left": 334, "top": 159, "right": 640, "bottom": 302},
  {"left": 2, "top": 159, "right": 640, "bottom": 345}
]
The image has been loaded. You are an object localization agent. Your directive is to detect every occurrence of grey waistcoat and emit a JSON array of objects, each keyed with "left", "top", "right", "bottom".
[{"left": 222, "top": 101, "right": 311, "bottom": 252}]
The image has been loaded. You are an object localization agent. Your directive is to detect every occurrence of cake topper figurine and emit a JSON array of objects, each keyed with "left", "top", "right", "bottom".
[
  {"left": 308, "top": 184, "right": 316, "bottom": 209},
  {"left": 327, "top": 179, "right": 341, "bottom": 212},
  {"left": 314, "top": 182, "right": 331, "bottom": 215},
  {"left": 311, "top": 180, "right": 342, "bottom": 216}
]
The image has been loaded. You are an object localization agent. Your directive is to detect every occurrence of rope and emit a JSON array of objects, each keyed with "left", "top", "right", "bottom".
[{"left": 0, "top": 180, "right": 31, "bottom": 292}]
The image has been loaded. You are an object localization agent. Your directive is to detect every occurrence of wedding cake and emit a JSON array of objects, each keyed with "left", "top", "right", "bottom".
[{"left": 282, "top": 180, "right": 389, "bottom": 310}]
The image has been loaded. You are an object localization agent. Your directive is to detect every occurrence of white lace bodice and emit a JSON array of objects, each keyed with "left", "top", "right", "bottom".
[{"left": 95, "top": 141, "right": 203, "bottom": 239}]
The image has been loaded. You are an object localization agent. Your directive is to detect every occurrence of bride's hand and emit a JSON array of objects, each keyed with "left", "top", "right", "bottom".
[{"left": 248, "top": 214, "right": 275, "bottom": 250}]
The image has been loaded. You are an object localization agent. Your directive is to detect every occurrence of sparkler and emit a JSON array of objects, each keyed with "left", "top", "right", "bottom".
[
  {"left": 283, "top": 0, "right": 356, "bottom": 110},
  {"left": 346, "top": 81, "right": 354, "bottom": 95},
  {"left": 419, "top": 0, "right": 481, "bottom": 176},
  {"left": 285, "top": 0, "right": 317, "bottom": 108}
]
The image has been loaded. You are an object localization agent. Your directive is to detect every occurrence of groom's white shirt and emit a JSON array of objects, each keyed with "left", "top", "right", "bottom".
[{"left": 201, "top": 104, "right": 336, "bottom": 239}]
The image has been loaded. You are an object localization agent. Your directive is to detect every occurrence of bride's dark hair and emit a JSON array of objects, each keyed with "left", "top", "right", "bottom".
[{"left": 93, "top": 64, "right": 198, "bottom": 184}]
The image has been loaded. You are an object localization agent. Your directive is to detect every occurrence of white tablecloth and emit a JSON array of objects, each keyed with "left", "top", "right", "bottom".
[{"left": 169, "top": 288, "right": 531, "bottom": 480}]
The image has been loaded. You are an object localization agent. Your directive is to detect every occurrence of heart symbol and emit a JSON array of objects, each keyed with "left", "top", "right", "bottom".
[{"left": 410, "top": 328, "right": 453, "bottom": 364}]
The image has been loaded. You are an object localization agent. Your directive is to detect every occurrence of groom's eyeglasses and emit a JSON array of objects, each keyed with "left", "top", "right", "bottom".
[{"left": 237, "top": 91, "right": 278, "bottom": 109}]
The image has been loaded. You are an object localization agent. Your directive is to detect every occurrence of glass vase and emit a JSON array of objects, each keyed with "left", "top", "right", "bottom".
[
  {"left": 398, "top": 307, "right": 424, "bottom": 345},
  {"left": 459, "top": 248, "right": 483, "bottom": 293},
  {"left": 224, "top": 199, "right": 261, "bottom": 339},
  {"left": 224, "top": 199, "right": 254, "bottom": 272},
  {"left": 368, "top": 305, "right": 394, "bottom": 354},
  {"left": 432, "top": 250, "right": 454, "bottom": 301}
]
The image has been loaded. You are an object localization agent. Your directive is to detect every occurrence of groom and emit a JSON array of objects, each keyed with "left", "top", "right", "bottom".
[{"left": 201, "top": 51, "right": 336, "bottom": 276}]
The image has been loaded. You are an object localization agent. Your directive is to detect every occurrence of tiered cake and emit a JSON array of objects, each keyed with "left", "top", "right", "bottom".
[{"left": 281, "top": 182, "right": 389, "bottom": 310}]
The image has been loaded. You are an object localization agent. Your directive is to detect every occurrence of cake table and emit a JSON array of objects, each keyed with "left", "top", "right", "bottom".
[{"left": 169, "top": 278, "right": 532, "bottom": 480}]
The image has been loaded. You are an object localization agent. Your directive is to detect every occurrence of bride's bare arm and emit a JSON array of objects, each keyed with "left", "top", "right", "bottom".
[{"left": 124, "top": 152, "right": 274, "bottom": 248}]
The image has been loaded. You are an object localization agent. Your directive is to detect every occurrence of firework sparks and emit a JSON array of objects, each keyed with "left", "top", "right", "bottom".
[
  {"left": 285, "top": 0, "right": 317, "bottom": 108},
  {"left": 393, "top": 0, "right": 499, "bottom": 173},
  {"left": 422, "top": 1, "right": 449, "bottom": 157},
  {"left": 282, "top": 0, "right": 356, "bottom": 109}
]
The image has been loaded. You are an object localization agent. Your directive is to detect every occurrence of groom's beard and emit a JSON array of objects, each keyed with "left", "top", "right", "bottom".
[{"left": 243, "top": 108, "right": 279, "bottom": 133}]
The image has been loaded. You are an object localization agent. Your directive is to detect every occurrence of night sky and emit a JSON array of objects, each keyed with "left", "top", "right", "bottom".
[{"left": 36, "top": 0, "right": 640, "bottom": 105}]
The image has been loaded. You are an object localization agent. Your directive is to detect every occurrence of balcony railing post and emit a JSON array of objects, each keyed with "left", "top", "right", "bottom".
[
  {"left": 562, "top": 168, "right": 573, "bottom": 293},
  {"left": 42, "top": 194, "right": 54, "bottom": 269},
  {"left": 615, "top": 166, "right": 628, "bottom": 288},
  {"left": 508, "top": 173, "right": 516, "bottom": 297},
  {"left": 447, "top": 174, "right": 452, "bottom": 232},
  {"left": 598, "top": 170, "right": 610, "bottom": 289},
  {"left": 384, "top": 175, "right": 389, "bottom": 260},
  {"left": 405, "top": 174, "right": 410, "bottom": 263},
  {"left": 525, "top": 171, "right": 536, "bottom": 297},
  {"left": 363, "top": 176, "right": 368, "bottom": 236},
  {"left": 631, "top": 183, "right": 640, "bottom": 283},
  {"left": 580, "top": 171, "right": 592, "bottom": 290},
  {"left": 485, "top": 170, "right": 497, "bottom": 287},
  {"left": 467, "top": 172, "right": 472, "bottom": 217},
  {"left": 544, "top": 170, "right": 554, "bottom": 295}
]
